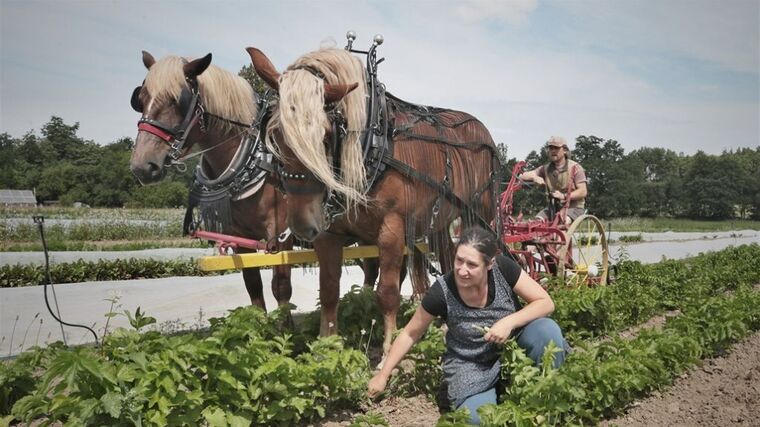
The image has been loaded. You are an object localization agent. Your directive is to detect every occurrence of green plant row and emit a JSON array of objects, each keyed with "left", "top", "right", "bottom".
[
  {"left": 2, "top": 245, "right": 758, "bottom": 425},
  {"left": 615, "top": 234, "right": 643, "bottom": 243},
  {"left": 605, "top": 217, "right": 760, "bottom": 232},
  {"left": 0, "top": 258, "right": 216, "bottom": 288},
  {"left": 0, "top": 207, "right": 184, "bottom": 222},
  {"left": 448, "top": 286, "right": 760, "bottom": 426},
  {"left": 551, "top": 244, "right": 760, "bottom": 342},
  {"left": 0, "top": 220, "right": 184, "bottom": 242},
  {"left": 1, "top": 239, "right": 205, "bottom": 252},
  {"left": 3, "top": 307, "right": 369, "bottom": 426}
]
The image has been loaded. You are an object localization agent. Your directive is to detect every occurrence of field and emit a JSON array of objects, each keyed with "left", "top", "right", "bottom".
[
  {"left": 2, "top": 208, "right": 759, "bottom": 425},
  {"left": 2, "top": 243, "right": 759, "bottom": 425}
]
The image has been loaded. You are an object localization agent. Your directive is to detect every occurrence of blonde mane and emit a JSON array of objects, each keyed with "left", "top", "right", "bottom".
[
  {"left": 276, "top": 48, "right": 368, "bottom": 208},
  {"left": 144, "top": 56, "right": 257, "bottom": 134}
]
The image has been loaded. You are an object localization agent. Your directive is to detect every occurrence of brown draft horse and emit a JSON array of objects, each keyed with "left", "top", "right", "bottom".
[
  {"left": 128, "top": 51, "right": 294, "bottom": 312},
  {"left": 246, "top": 46, "right": 499, "bottom": 354}
]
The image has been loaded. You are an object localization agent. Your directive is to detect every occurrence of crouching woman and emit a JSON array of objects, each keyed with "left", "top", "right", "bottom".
[{"left": 367, "top": 226, "right": 568, "bottom": 425}]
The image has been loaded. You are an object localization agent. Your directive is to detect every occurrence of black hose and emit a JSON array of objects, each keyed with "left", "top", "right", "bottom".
[{"left": 33, "top": 216, "right": 99, "bottom": 347}]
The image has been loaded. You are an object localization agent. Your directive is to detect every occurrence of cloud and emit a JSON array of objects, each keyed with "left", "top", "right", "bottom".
[
  {"left": 1, "top": 0, "right": 756, "bottom": 163},
  {"left": 454, "top": 0, "right": 538, "bottom": 26},
  {"left": 557, "top": 0, "right": 759, "bottom": 73}
]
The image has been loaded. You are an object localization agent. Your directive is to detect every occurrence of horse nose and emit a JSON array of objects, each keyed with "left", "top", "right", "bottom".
[{"left": 130, "top": 161, "right": 163, "bottom": 184}]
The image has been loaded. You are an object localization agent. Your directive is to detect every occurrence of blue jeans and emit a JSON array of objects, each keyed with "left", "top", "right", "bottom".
[{"left": 456, "top": 317, "right": 567, "bottom": 425}]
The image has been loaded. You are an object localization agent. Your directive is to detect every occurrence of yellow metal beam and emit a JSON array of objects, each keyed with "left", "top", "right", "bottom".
[{"left": 198, "top": 243, "right": 431, "bottom": 271}]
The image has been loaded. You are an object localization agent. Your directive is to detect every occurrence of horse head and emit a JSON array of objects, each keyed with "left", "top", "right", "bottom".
[
  {"left": 246, "top": 46, "right": 362, "bottom": 242},
  {"left": 129, "top": 51, "right": 212, "bottom": 184}
]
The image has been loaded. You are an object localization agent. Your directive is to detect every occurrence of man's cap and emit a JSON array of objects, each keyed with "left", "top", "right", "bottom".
[{"left": 546, "top": 136, "right": 568, "bottom": 149}]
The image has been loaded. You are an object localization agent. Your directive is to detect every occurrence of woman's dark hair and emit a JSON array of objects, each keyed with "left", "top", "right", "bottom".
[{"left": 456, "top": 226, "right": 498, "bottom": 263}]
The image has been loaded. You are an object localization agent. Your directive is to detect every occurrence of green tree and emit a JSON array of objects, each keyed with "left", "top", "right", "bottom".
[
  {"left": 683, "top": 151, "right": 739, "bottom": 220},
  {"left": 0, "top": 133, "right": 17, "bottom": 187},
  {"left": 238, "top": 64, "right": 269, "bottom": 98},
  {"left": 572, "top": 135, "right": 642, "bottom": 218},
  {"left": 39, "top": 116, "right": 87, "bottom": 163},
  {"left": 731, "top": 147, "right": 760, "bottom": 219},
  {"left": 627, "top": 147, "right": 683, "bottom": 217},
  {"left": 126, "top": 181, "right": 188, "bottom": 208}
]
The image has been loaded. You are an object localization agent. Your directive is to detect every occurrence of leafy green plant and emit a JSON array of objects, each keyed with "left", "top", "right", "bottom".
[
  {"left": 299, "top": 285, "right": 417, "bottom": 349},
  {"left": 1, "top": 258, "right": 218, "bottom": 288},
  {"left": 3, "top": 244, "right": 760, "bottom": 425},
  {"left": 617, "top": 233, "right": 643, "bottom": 243},
  {"left": 350, "top": 411, "right": 390, "bottom": 426}
]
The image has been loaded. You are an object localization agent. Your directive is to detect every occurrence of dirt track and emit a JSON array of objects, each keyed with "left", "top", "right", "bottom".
[{"left": 603, "top": 329, "right": 760, "bottom": 427}]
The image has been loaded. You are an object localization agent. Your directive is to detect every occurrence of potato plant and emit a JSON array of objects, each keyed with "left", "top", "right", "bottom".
[{"left": 1, "top": 244, "right": 758, "bottom": 426}]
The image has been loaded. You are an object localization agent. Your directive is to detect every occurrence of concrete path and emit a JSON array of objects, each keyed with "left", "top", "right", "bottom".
[{"left": 2, "top": 232, "right": 758, "bottom": 357}]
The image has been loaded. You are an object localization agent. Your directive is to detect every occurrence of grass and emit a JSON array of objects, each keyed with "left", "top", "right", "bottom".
[{"left": 605, "top": 217, "right": 760, "bottom": 232}]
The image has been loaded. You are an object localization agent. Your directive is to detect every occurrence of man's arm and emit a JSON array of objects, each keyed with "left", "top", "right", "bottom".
[
  {"left": 552, "top": 181, "right": 587, "bottom": 202},
  {"left": 519, "top": 167, "right": 545, "bottom": 186}
]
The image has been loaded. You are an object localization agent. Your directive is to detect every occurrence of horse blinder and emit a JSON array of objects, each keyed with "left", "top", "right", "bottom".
[{"left": 131, "top": 86, "right": 144, "bottom": 113}]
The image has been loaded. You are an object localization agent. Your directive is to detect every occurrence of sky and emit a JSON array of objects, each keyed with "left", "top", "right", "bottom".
[{"left": 1, "top": 0, "right": 758, "bottom": 161}]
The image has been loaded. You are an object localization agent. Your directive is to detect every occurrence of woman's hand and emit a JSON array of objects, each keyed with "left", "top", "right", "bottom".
[
  {"left": 368, "top": 373, "right": 389, "bottom": 399},
  {"left": 484, "top": 317, "right": 515, "bottom": 344}
]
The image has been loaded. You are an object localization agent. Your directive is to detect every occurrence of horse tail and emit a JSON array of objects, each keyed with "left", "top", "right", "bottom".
[{"left": 409, "top": 245, "right": 431, "bottom": 299}]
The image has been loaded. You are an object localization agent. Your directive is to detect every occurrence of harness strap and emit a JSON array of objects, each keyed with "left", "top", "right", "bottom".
[
  {"left": 204, "top": 112, "right": 252, "bottom": 129},
  {"left": 381, "top": 153, "right": 508, "bottom": 254},
  {"left": 392, "top": 131, "right": 496, "bottom": 152},
  {"left": 137, "top": 121, "right": 174, "bottom": 142}
]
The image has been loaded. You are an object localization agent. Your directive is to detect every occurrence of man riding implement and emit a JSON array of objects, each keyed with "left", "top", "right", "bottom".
[{"left": 519, "top": 136, "right": 587, "bottom": 225}]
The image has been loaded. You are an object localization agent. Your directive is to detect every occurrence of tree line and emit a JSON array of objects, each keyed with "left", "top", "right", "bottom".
[
  {"left": 2, "top": 118, "right": 758, "bottom": 220},
  {"left": 0, "top": 117, "right": 195, "bottom": 208}
]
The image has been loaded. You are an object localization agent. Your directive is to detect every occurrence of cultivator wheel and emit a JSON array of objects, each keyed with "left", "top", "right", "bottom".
[{"left": 558, "top": 214, "right": 609, "bottom": 286}]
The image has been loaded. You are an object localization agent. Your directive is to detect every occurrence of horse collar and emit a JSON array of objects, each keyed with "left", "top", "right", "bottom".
[{"left": 183, "top": 96, "right": 275, "bottom": 235}]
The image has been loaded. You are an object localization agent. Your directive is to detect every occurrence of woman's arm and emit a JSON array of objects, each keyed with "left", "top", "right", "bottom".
[
  {"left": 367, "top": 305, "right": 435, "bottom": 397},
  {"left": 484, "top": 270, "right": 555, "bottom": 344}
]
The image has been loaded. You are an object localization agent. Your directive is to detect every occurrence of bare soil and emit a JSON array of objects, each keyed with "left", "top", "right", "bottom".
[
  {"left": 312, "top": 329, "right": 760, "bottom": 426},
  {"left": 603, "top": 329, "right": 760, "bottom": 427}
]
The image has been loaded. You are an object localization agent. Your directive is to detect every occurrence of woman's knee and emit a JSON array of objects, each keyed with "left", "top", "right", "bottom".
[
  {"left": 456, "top": 388, "right": 496, "bottom": 425},
  {"left": 517, "top": 318, "right": 566, "bottom": 367}
]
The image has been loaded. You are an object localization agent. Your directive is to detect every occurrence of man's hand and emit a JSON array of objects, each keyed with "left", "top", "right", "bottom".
[
  {"left": 533, "top": 176, "right": 545, "bottom": 186},
  {"left": 550, "top": 190, "right": 565, "bottom": 201},
  {"left": 484, "top": 318, "right": 515, "bottom": 344},
  {"left": 368, "top": 373, "right": 389, "bottom": 399}
]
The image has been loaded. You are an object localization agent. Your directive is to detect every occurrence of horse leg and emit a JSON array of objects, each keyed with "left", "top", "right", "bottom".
[
  {"left": 270, "top": 264, "right": 294, "bottom": 329},
  {"left": 271, "top": 264, "right": 293, "bottom": 306},
  {"left": 314, "top": 233, "right": 344, "bottom": 336},
  {"left": 361, "top": 258, "right": 379, "bottom": 288},
  {"left": 376, "top": 214, "right": 406, "bottom": 357},
  {"left": 241, "top": 267, "right": 266, "bottom": 310}
]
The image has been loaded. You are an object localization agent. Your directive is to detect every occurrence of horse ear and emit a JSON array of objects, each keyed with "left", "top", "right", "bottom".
[
  {"left": 183, "top": 53, "right": 213, "bottom": 80},
  {"left": 324, "top": 82, "right": 359, "bottom": 104},
  {"left": 245, "top": 47, "right": 280, "bottom": 91},
  {"left": 142, "top": 51, "right": 155, "bottom": 69}
]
